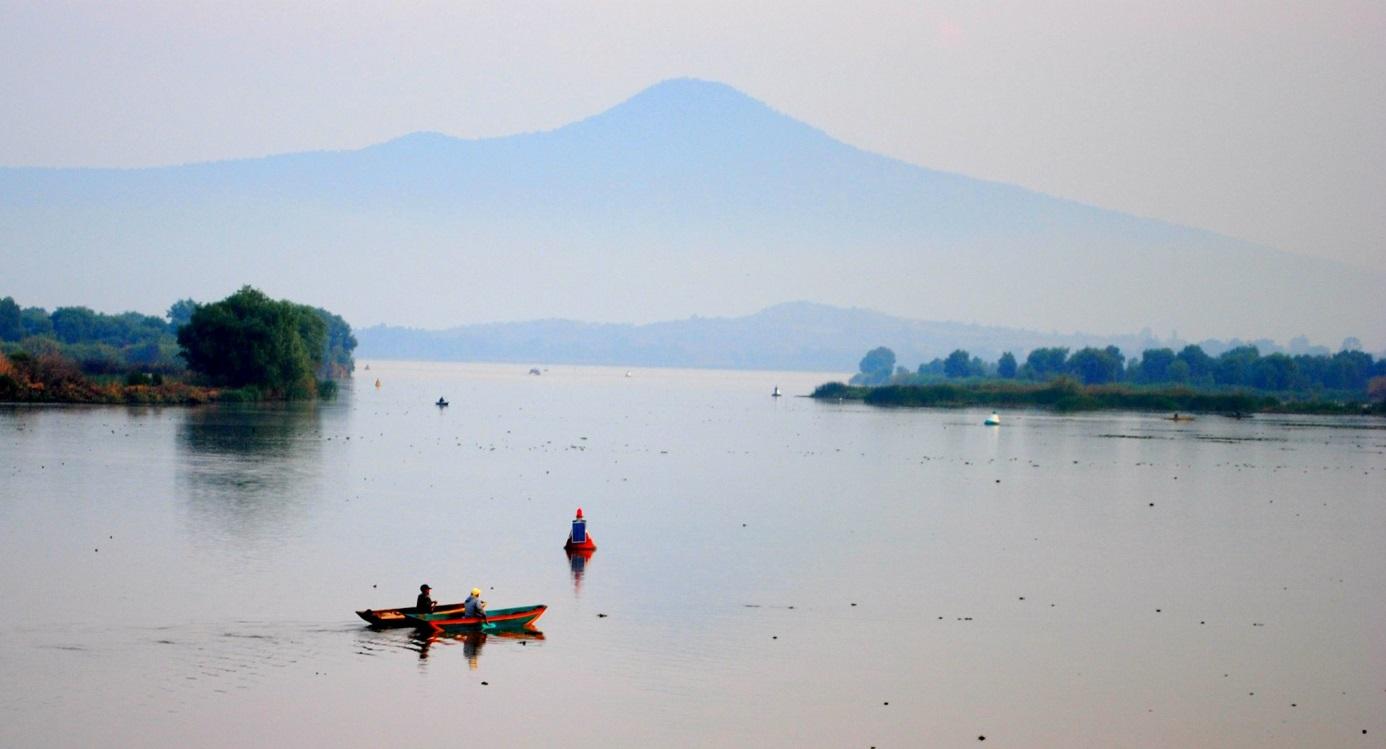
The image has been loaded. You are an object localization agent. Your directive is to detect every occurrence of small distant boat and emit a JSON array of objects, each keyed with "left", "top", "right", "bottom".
[
  {"left": 1167, "top": 413, "right": 1196, "bottom": 422},
  {"left": 984, "top": 411, "right": 1001, "bottom": 426},
  {"left": 436, "top": 397, "right": 449, "bottom": 407},
  {"left": 624, "top": 371, "right": 632, "bottom": 378},
  {"left": 772, "top": 386, "right": 782, "bottom": 397},
  {"left": 374, "top": 378, "right": 381, "bottom": 389},
  {"left": 528, "top": 368, "right": 542, "bottom": 376},
  {"left": 356, "top": 601, "right": 468, "bottom": 628},
  {"left": 406, "top": 604, "right": 548, "bottom": 633}
]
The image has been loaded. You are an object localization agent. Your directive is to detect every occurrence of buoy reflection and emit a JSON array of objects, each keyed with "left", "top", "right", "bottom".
[{"left": 567, "top": 547, "right": 595, "bottom": 596}]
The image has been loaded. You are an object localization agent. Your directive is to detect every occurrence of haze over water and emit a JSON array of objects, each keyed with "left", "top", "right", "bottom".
[{"left": 1, "top": 362, "right": 1382, "bottom": 747}]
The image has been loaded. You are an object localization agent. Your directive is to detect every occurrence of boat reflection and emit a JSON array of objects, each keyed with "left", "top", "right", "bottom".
[
  {"left": 567, "top": 547, "right": 595, "bottom": 596},
  {"left": 411, "top": 628, "right": 546, "bottom": 668}
]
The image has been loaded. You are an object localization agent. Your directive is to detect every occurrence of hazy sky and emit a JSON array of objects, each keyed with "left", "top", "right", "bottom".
[{"left": 2, "top": 1, "right": 1383, "bottom": 271}]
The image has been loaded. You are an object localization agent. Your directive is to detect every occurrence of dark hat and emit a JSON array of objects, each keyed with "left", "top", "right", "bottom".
[{"left": 420, "top": 584, "right": 431, "bottom": 591}]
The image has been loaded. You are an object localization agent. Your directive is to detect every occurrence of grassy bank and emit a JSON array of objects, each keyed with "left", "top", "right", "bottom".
[
  {"left": 0, "top": 351, "right": 342, "bottom": 405},
  {"left": 811, "top": 379, "right": 1382, "bottom": 416}
]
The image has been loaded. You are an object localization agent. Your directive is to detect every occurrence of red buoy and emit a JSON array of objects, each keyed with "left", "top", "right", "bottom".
[{"left": 564, "top": 507, "right": 596, "bottom": 551}]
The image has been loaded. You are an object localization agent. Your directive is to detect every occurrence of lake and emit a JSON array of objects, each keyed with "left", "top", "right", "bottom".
[{"left": 1, "top": 361, "right": 1383, "bottom": 747}]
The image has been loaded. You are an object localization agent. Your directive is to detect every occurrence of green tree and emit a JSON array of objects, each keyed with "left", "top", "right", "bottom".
[
  {"left": 1250, "top": 353, "right": 1298, "bottom": 391},
  {"left": 167, "top": 299, "right": 198, "bottom": 331},
  {"left": 996, "top": 351, "right": 1017, "bottom": 379},
  {"left": 20, "top": 307, "right": 53, "bottom": 338},
  {"left": 177, "top": 286, "right": 329, "bottom": 398},
  {"left": 1068, "top": 346, "right": 1124, "bottom": 384},
  {"left": 944, "top": 349, "right": 973, "bottom": 378},
  {"left": 1023, "top": 347, "right": 1070, "bottom": 380},
  {"left": 1215, "top": 346, "right": 1260, "bottom": 386},
  {"left": 1138, "top": 348, "right": 1176, "bottom": 383},
  {"left": 1177, "top": 345, "right": 1215, "bottom": 383},
  {"left": 0, "top": 297, "right": 22, "bottom": 341},
  {"left": 51, "top": 307, "right": 98, "bottom": 344},
  {"left": 856, "top": 346, "right": 896, "bottom": 385},
  {"left": 314, "top": 308, "right": 357, "bottom": 378}
]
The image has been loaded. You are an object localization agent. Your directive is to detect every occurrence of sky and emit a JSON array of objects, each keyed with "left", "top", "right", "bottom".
[{"left": 2, "top": 0, "right": 1384, "bottom": 272}]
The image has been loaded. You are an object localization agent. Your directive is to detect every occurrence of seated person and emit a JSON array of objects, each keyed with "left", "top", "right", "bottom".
[
  {"left": 464, "top": 588, "right": 486, "bottom": 619},
  {"left": 416, "top": 584, "right": 435, "bottom": 613}
]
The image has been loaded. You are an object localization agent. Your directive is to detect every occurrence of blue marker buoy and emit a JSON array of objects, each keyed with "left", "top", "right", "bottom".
[{"left": 565, "top": 507, "right": 597, "bottom": 551}]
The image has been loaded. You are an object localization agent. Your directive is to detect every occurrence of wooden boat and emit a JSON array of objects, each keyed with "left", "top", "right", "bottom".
[
  {"left": 436, "top": 397, "right": 449, "bottom": 407},
  {"left": 356, "top": 601, "right": 468, "bottom": 628},
  {"left": 406, "top": 603, "right": 548, "bottom": 633}
]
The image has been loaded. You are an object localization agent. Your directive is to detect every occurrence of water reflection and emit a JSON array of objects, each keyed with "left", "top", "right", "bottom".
[
  {"left": 567, "top": 548, "right": 595, "bottom": 596},
  {"left": 412, "top": 629, "right": 546, "bottom": 669},
  {"left": 175, "top": 404, "right": 324, "bottom": 542}
]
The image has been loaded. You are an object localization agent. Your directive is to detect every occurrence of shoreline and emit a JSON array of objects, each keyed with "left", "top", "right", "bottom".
[{"left": 811, "top": 381, "right": 1383, "bottom": 417}]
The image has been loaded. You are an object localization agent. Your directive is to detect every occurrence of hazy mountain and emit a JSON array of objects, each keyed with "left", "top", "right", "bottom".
[
  {"left": 355, "top": 300, "right": 1216, "bottom": 373},
  {"left": 3, "top": 78, "right": 1381, "bottom": 347}
]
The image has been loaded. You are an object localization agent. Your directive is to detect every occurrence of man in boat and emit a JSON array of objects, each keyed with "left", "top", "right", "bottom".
[
  {"left": 416, "top": 584, "right": 435, "bottom": 613},
  {"left": 464, "top": 587, "right": 486, "bottom": 621}
]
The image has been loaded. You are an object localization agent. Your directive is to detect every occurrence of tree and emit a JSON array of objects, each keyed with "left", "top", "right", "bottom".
[
  {"left": 944, "top": 349, "right": 973, "bottom": 378},
  {"left": 1215, "top": 346, "right": 1260, "bottom": 386},
  {"left": 1024, "top": 347, "right": 1070, "bottom": 380},
  {"left": 50, "top": 307, "right": 98, "bottom": 344},
  {"left": 1177, "top": 345, "right": 1215, "bottom": 383},
  {"left": 0, "top": 297, "right": 22, "bottom": 341},
  {"left": 1068, "top": 346, "right": 1123, "bottom": 384},
  {"left": 1369, "top": 376, "right": 1386, "bottom": 403},
  {"left": 997, "top": 351, "right": 1017, "bottom": 378},
  {"left": 856, "top": 346, "right": 896, "bottom": 385},
  {"left": 1138, "top": 348, "right": 1176, "bottom": 383},
  {"left": 1250, "top": 353, "right": 1297, "bottom": 391},
  {"left": 314, "top": 307, "right": 357, "bottom": 378},
  {"left": 177, "top": 286, "right": 328, "bottom": 398},
  {"left": 167, "top": 299, "right": 198, "bottom": 331}
]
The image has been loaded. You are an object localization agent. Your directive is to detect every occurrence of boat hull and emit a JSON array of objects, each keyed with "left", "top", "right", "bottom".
[
  {"left": 406, "top": 604, "right": 548, "bottom": 633},
  {"left": 356, "top": 601, "right": 468, "bottom": 628}
]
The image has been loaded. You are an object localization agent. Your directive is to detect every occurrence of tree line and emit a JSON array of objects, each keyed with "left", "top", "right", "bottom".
[
  {"left": 1, "top": 287, "right": 356, "bottom": 401},
  {"left": 853, "top": 343, "right": 1386, "bottom": 399}
]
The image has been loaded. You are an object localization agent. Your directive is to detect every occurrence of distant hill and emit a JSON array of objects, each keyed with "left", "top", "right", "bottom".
[
  {"left": 355, "top": 301, "right": 1252, "bottom": 372},
  {"left": 3, "top": 78, "right": 1381, "bottom": 347}
]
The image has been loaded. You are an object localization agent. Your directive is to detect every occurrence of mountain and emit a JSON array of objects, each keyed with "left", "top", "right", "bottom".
[
  {"left": 354, "top": 300, "right": 1220, "bottom": 373},
  {"left": 2, "top": 78, "right": 1381, "bottom": 347}
]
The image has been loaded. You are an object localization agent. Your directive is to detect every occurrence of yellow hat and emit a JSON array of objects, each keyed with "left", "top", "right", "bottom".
[{"left": 471, "top": 588, "right": 482, "bottom": 597}]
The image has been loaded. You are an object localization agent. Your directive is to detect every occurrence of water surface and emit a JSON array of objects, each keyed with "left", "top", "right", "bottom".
[{"left": 2, "top": 362, "right": 1383, "bottom": 747}]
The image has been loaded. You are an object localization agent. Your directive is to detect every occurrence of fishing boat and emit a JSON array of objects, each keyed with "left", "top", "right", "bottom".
[
  {"left": 436, "top": 397, "right": 449, "bottom": 407},
  {"left": 772, "top": 386, "right": 782, "bottom": 397},
  {"left": 406, "top": 604, "right": 548, "bottom": 633},
  {"left": 355, "top": 601, "right": 469, "bottom": 628},
  {"left": 984, "top": 411, "right": 1001, "bottom": 426}
]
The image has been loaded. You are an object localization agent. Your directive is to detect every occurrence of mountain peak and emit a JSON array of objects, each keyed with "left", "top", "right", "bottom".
[{"left": 565, "top": 78, "right": 823, "bottom": 145}]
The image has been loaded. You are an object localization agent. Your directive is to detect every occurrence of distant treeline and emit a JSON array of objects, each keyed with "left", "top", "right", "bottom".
[
  {"left": 851, "top": 344, "right": 1386, "bottom": 401},
  {"left": 811, "top": 379, "right": 1383, "bottom": 415},
  {"left": 0, "top": 288, "right": 356, "bottom": 402}
]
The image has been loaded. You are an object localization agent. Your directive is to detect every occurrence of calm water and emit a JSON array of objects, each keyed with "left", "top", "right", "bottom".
[{"left": 1, "top": 362, "right": 1383, "bottom": 747}]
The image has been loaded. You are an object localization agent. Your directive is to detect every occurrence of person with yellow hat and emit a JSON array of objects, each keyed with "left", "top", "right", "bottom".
[{"left": 463, "top": 587, "right": 487, "bottom": 621}]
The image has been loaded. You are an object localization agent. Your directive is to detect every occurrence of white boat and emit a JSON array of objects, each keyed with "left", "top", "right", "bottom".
[{"left": 984, "top": 411, "right": 1000, "bottom": 426}]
